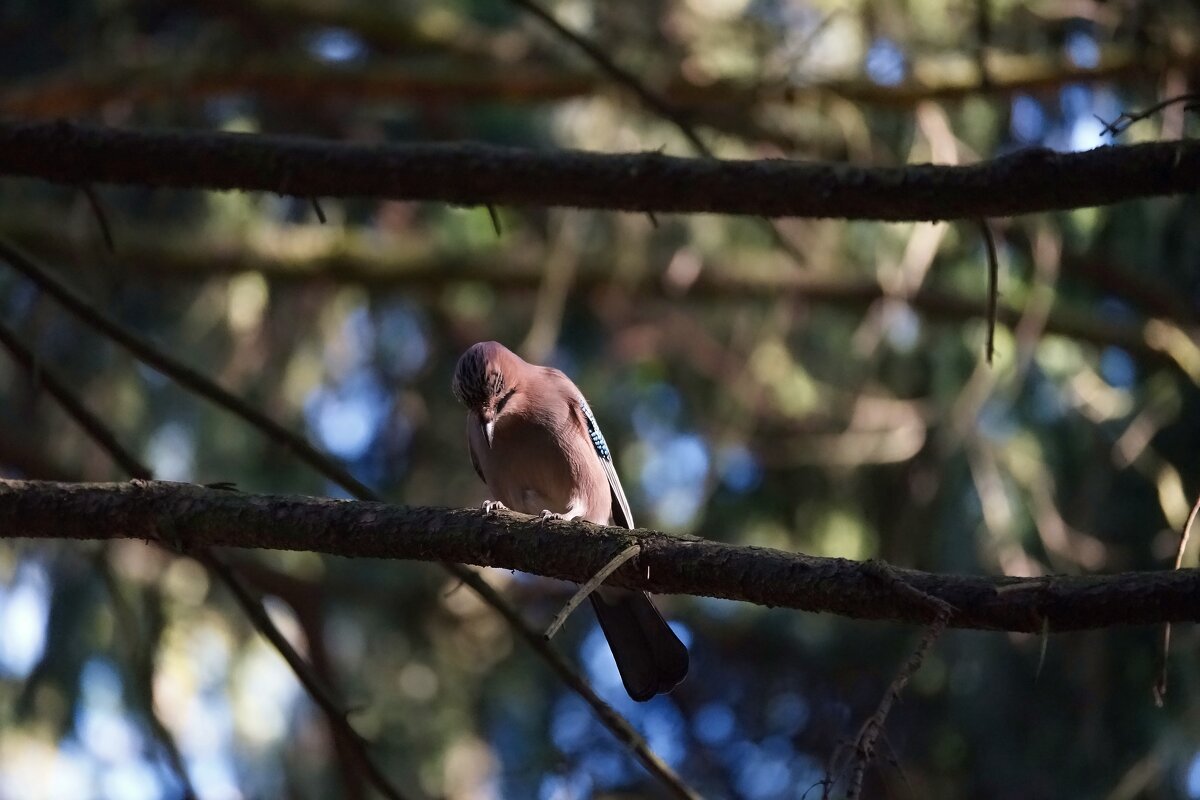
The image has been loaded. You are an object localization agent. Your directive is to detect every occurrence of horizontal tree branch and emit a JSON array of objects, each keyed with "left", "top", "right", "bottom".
[
  {"left": 16, "top": 44, "right": 1188, "bottom": 119},
  {"left": 4, "top": 479, "right": 1197, "bottom": 633},
  {"left": 2, "top": 120, "right": 1198, "bottom": 220},
  {"left": 2, "top": 221, "right": 1161, "bottom": 359},
  {"left": 1, "top": 219, "right": 1175, "bottom": 363},
  {"left": 0, "top": 64, "right": 598, "bottom": 118}
]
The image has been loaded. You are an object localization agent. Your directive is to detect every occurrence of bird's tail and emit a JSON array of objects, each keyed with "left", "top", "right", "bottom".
[{"left": 590, "top": 588, "right": 689, "bottom": 702}]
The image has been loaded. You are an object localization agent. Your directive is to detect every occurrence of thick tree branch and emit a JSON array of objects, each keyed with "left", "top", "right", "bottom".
[
  {"left": 2, "top": 120, "right": 1198, "bottom": 220},
  {"left": 3, "top": 479, "right": 1197, "bottom": 633}
]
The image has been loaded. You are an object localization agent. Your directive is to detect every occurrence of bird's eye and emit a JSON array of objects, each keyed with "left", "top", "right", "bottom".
[{"left": 494, "top": 388, "right": 516, "bottom": 413}]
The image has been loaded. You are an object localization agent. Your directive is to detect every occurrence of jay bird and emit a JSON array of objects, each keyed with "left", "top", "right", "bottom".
[{"left": 452, "top": 341, "right": 688, "bottom": 701}]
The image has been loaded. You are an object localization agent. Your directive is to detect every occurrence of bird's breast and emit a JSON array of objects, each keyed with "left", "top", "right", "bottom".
[{"left": 479, "top": 413, "right": 577, "bottom": 516}]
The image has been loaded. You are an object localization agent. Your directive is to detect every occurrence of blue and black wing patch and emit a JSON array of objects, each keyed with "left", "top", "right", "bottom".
[
  {"left": 579, "top": 398, "right": 634, "bottom": 529},
  {"left": 580, "top": 398, "right": 612, "bottom": 461}
]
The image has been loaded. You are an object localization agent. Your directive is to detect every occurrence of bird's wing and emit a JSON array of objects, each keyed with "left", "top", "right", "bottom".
[
  {"left": 465, "top": 414, "right": 486, "bottom": 483},
  {"left": 578, "top": 397, "right": 634, "bottom": 529}
]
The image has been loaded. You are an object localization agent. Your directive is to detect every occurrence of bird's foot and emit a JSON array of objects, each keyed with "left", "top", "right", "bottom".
[
  {"left": 482, "top": 500, "right": 508, "bottom": 515},
  {"left": 540, "top": 510, "right": 565, "bottom": 521}
]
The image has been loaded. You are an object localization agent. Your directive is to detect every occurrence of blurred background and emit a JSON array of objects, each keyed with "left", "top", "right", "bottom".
[{"left": 1, "top": 0, "right": 1199, "bottom": 798}]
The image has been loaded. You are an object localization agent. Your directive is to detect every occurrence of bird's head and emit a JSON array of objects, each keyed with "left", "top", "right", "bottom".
[{"left": 452, "top": 341, "right": 522, "bottom": 444}]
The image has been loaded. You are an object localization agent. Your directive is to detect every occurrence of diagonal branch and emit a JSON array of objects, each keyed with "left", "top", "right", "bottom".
[
  {"left": 835, "top": 562, "right": 953, "bottom": 800},
  {"left": 2, "top": 120, "right": 1199, "bottom": 220},
  {"left": 505, "top": 0, "right": 710, "bottom": 155},
  {"left": 0, "top": 320, "right": 414, "bottom": 800},
  {"left": 3, "top": 479, "right": 1199, "bottom": 634},
  {"left": 0, "top": 240, "right": 698, "bottom": 799},
  {"left": 94, "top": 549, "right": 199, "bottom": 800}
]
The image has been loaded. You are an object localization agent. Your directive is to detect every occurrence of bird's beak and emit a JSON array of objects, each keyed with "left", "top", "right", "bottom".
[{"left": 485, "top": 418, "right": 495, "bottom": 446}]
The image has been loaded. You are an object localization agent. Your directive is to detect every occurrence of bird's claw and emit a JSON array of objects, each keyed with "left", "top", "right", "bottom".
[
  {"left": 482, "top": 500, "right": 507, "bottom": 515},
  {"left": 540, "top": 510, "right": 564, "bottom": 521}
]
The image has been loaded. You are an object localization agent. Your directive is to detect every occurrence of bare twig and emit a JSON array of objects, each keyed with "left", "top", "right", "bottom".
[
  {"left": 0, "top": 319, "right": 149, "bottom": 479},
  {"left": 839, "top": 562, "right": 953, "bottom": 800},
  {"left": 975, "top": 0, "right": 992, "bottom": 90},
  {"left": 979, "top": 220, "right": 999, "bottom": 364},
  {"left": 1036, "top": 615, "right": 1050, "bottom": 682},
  {"left": 198, "top": 552, "right": 410, "bottom": 800},
  {"left": 230, "top": 560, "right": 364, "bottom": 798},
  {"left": 1099, "top": 93, "right": 1200, "bottom": 137},
  {"left": 311, "top": 197, "right": 327, "bottom": 224},
  {"left": 0, "top": 240, "right": 698, "bottom": 800},
  {"left": 545, "top": 543, "right": 641, "bottom": 640},
  {"left": 505, "top": 0, "right": 708, "bottom": 155},
  {"left": 1153, "top": 490, "right": 1200, "bottom": 705},
  {"left": 485, "top": 205, "right": 503, "bottom": 237},
  {"left": 0, "top": 238, "right": 371, "bottom": 498},
  {"left": 504, "top": 0, "right": 815, "bottom": 268},
  {"left": 440, "top": 559, "right": 699, "bottom": 800},
  {"left": 79, "top": 184, "right": 116, "bottom": 254},
  {"left": 94, "top": 550, "right": 198, "bottom": 799}
]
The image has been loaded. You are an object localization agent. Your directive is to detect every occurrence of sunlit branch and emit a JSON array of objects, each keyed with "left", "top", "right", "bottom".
[
  {"left": 0, "top": 223, "right": 1168, "bottom": 364},
  {"left": 8, "top": 47, "right": 1197, "bottom": 119},
  {"left": 3, "top": 479, "right": 1198, "bottom": 633},
  {"left": 3, "top": 120, "right": 1199, "bottom": 220}
]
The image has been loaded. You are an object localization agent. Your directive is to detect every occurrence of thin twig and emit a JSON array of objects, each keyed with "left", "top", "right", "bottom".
[
  {"left": 878, "top": 731, "right": 915, "bottom": 799},
  {"left": 503, "top": 0, "right": 812, "bottom": 268},
  {"left": 0, "top": 238, "right": 372, "bottom": 498},
  {"left": 505, "top": 0, "right": 708, "bottom": 155},
  {"left": 979, "top": 220, "right": 999, "bottom": 364},
  {"left": 1099, "top": 92, "right": 1200, "bottom": 137},
  {"left": 839, "top": 561, "right": 953, "bottom": 800},
  {"left": 975, "top": 0, "right": 992, "bottom": 91},
  {"left": 79, "top": 184, "right": 116, "bottom": 254},
  {"left": 1035, "top": 614, "right": 1050, "bottom": 682},
  {"left": 230, "top": 559, "right": 365, "bottom": 798},
  {"left": 485, "top": 205, "right": 503, "bottom": 237},
  {"left": 0, "top": 319, "right": 149, "bottom": 479},
  {"left": 311, "top": 197, "right": 327, "bottom": 224},
  {"left": 0, "top": 240, "right": 699, "bottom": 800},
  {"left": 199, "top": 551, "right": 410, "bottom": 800},
  {"left": 94, "top": 549, "right": 198, "bottom": 799},
  {"left": 0, "top": 319, "right": 414, "bottom": 800},
  {"left": 1154, "top": 490, "right": 1200, "bottom": 705},
  {"left": 440, "top": 561, "right": 699, "bottom": 799},
  {"left": 545, "top": 543, "right": 640, "bottom": 640}
]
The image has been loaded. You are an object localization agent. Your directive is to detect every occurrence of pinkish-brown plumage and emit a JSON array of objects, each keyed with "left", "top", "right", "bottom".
[{"left": 452, "top": 341, "right": 688, "bottom": 701}]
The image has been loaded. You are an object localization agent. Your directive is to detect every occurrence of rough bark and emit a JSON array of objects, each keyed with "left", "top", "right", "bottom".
[
  {"left": 3, "top": 479, "right": 1196, "bottom": 633},
  {"left": 2, "top": 120, "right": 1198, "bottom": 220}
]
